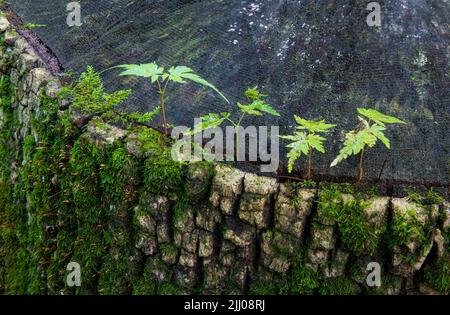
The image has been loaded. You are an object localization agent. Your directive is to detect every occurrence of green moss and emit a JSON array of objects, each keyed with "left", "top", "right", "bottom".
[
  {"left": 60, "top": 66, "right": 131, "bottom": 115},
  {"left": 160, "top": 243, "right": 178, "bottom": 257},
  {"left": 279, "top": 252, "right": 321, "bottom": 295},
  {"left": 249, "top": 279, "right": 280, "bottom": 295},
  {"left": 390, "top": 207, "right": 432, "bottom": 262},
  {"left": 389, "top": 204, "right": 437, "bottom": 267},
  {"left": 159, "top": 282, "right": 182, "bottom": 295},
  {"left": 0, "top": 35, "right": 5, "bottom": 49},
  {"left": 318, "top": 184, "right": 381, "bottom": 256},
  {"left": 423, "top": 226, "right": 449, "bottom": 294},
  {"left": 366, "top": 274, "right": 402, "bottom": 295},
  {"left": 97, "top": 146, "right": 141, "bottom": 295},
  {"left": 406, "top": 189, "right": 422, "bottom": 204},
  {"left": 261, "top": 230, "right": 294, "bottom": 258},
  {"left": 319, "top": 277, "right": 360, "bottom": 295},
  {"left": 250, "top": 253, "right": 363, "bottom": 296},
  {"left": 68, "top": 140, "right": 142, "bottom": 294},
  {"left": 407, "top": 188, "right": 445, "bottom": 206},
  {"left": 123, "top": 125, "right": 185, "bottom": 196},
  {"left": 144, "top": 154, "right": 183, "bottom": 196},
  {"left": 172, "top": 196, "right": 192, "bottom": 236},
  {"left": 132, "top": 261, "right": 157, "bottom": 295},
  {"left": 68, "top": 138, "right": 108, "bottom": 294},
  {"left": 44, "top": 110, "right": 79, "bottom": 295},
  {"left": 249, "top": 268, "right": 282, "bottom": 295},
  {"left": 423, "top": 259, "right": 449, "bottom": 294},
  {"left": 24, "top": 95, "right": 72, "bottom": 294},
  {"left": 298, "top": 179, "right": 317, "bottom": 188},
  {"left": 0, "top": 74, "right": 30, "bottom": 294},
  {"left": 132, "top": 257, "right": 182, "bottom": 295},
  {"left": 391, "top": 208, "right": 427, "bottom": 247}
]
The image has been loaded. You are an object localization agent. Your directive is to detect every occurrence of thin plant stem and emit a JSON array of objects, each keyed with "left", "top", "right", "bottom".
[
  {"left": 307, "top": 146, "right": 312, "bottom": 179},
  {"left": 358, "top": 146, "right": 365, "bottom": 182},
  {"left": 157, "top": 80, "right": 170, "bottom": 135}
]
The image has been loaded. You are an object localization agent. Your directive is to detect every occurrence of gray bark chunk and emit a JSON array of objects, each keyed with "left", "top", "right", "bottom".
[{"left": 275, "top": 185, "right": 316, "bottom": 237}]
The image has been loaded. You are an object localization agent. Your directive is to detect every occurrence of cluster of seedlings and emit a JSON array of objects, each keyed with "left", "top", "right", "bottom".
[{"left": 90, "top": 62, "right": 405, "bottom": 181}]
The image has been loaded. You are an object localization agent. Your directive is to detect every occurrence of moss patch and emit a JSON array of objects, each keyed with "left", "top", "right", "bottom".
[
  {"left": 60, "top": 66, "right": 131, "bottom": 115},
  {"left": 318, "top": 184, "right": 381, "bottom": 256},
  {"left": 319, "top": 277, "right": 360, "bottom": 295}
]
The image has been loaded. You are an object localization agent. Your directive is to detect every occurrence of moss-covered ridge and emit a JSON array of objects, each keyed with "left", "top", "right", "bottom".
[{"left": 0, "top": 15, "right": 448, "bottom": 295}]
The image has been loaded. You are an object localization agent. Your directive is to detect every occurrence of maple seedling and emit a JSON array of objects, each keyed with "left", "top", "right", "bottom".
[
  {"left": 187, "top": 87, "right": 280, "bottom": 157},
  {"left": 114, "top": 63, "right": 229, "bottom": 135},
  {"left": 331, "top": 108, "right": 405, "bottom": 182},
  {"left": 280, "top": 116, "right": 335, "bottom": 179}
]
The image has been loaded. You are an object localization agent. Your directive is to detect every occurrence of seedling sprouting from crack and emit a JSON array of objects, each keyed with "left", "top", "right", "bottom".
[
  {"left": 280, "top": 116, "right": 335, "bottom": 179},
  {"left": 186, "top": 87, "right": 280, "bottom": 157},
  {"left": 113, "top": 63, "right": 229, "bottom": 135},
  {"left": 331, "top": 108, "right": 405, "bottom": 182}
]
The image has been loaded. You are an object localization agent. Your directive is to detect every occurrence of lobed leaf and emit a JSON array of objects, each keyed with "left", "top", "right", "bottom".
[
  {"left": 238, "top": 99, "right": 280, "bottom": 117},
  {"left": 168, "top": 66, "right": 229, "bottom": 103},
  {"left": 358, "top": 126, "right": 378, "bottom": 152},
  {"left": 185, "top": 113, "right": 230, "bottom": 135},
  {"left": 280, "top": 131, "right": 328, "bottom": 173},
  {"left": 331, "top": 131, "right": 357, "bottom": 167},
  {"left": 255, "top": 100, "right": 281, "bottom": 117},
  {"left": 115, "top": 63, "right": 164, "bottom": 83},
  {"left": 294, "top": 115, "right": 336, "bottom": 133},
  {"left": 307, "top": 134, "right": 326, "bottom": 153},
  {"left": 238, "top": 102, "right": 263, "bottom": 116},
  {"left": 280, "top": 132, "right": 309, "bottom": 173},
  {"left": 357, "top": 108, "right": 406, "bottom": 126},
  {"left": 286, "top": 147, "right": 302, "bottom": 173},
  {"left": 244, "top": 86, "right": 267, "bottom": 101},
  {"left": 370, "top": 123, "right": 390, "bottom": 148}
]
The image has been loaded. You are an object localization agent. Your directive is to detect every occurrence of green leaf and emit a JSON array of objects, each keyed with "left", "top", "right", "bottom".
[
  {"left": 331, "top": 127, "right": 378, "bottom": 167},
  {"left": 254, "top": 100, "right": 281, "bottom": 116},
  {"left": 280, "top": 132, "right": 309, "bottom": 173},
  {"left": 370, "top": 123, "right": 390, "bottom": 149},
  {"left": 307, "top": 134, "right": 326, "bottom": 153},
  {"left": 331, "top": 131, "right": 357, "bottom": 167},
  {"left": 185, "top": 113, "right": 230, "bottom": 135},
  {"left": 278, "top": 135, "right": 299, "bottom": 142},
  {"left": 244, "top": 86, "right": 267, "bottom": 101},
  {"left": 67, "top": 66, "right": 131, "bottom": 115},
  {"left": 331, "top": 108, "right": 400, "bottom": 167},
  {"left": 294, "top": 115, "right": 336, "bottom": 133},
  {"left": 115, "top": 63, "right": 164, "bottom": 83},
  {"left": 353, "top": 129, "right": 376, "bottom": 153},
  {"left": 286, "top": 147, "right": 302, "bottom": 173},
  {"left": 280, "top": 116, "right": 332, "bottom": 173},
  {"left": 238, "top": 99, "right": 280, "bottom": 117},
  {"left": 238, "top": 102, "right": 263, "bottom": 116},
  {"left": 357, "top": 108, "right": 406, "bottom": 126},
  {"left": 168, "top": 66, "right": 229, "bottom": 103}
]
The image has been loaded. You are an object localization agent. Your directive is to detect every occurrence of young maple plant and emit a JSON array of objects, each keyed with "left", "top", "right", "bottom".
[
  {"left": 331, "top": 108, "right": 405, "bottom": 181},
  {"left": 187, "top": 87, "right": 280, "bottom": 156},
  {"left": 114, "top": 63, "right": 229, "bottom": 135},
  {"left": 280, "top": 116, "right": 335, "bottom": 179}
]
